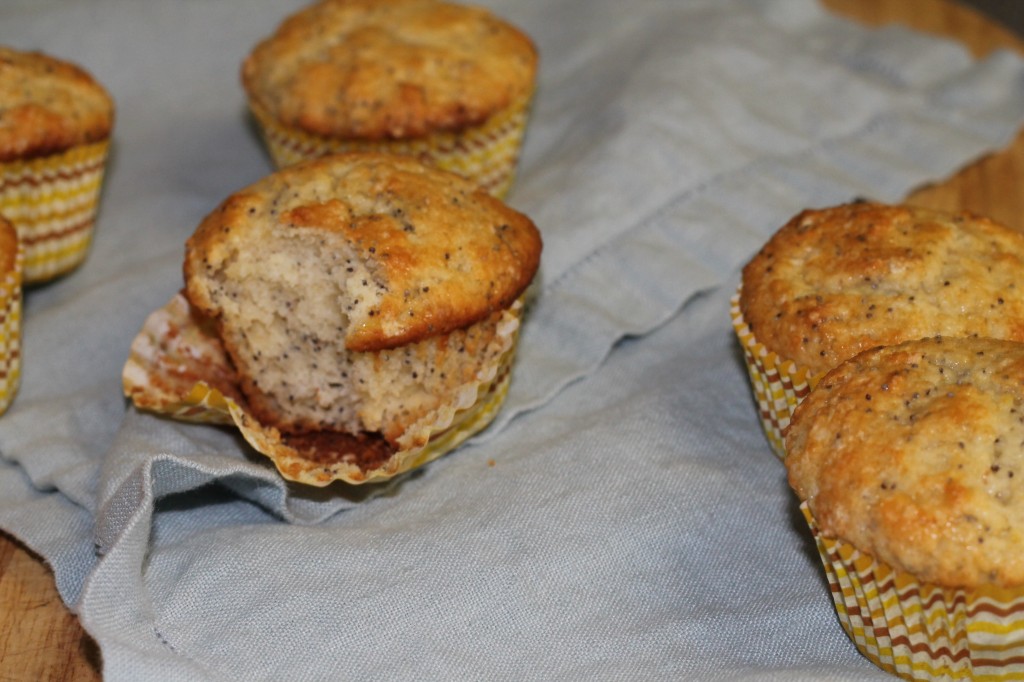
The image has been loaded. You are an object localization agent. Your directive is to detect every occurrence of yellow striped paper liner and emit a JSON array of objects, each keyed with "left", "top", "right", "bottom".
[
  {"left": 248, "top": 90, "right": 533, "bottom": 199},
  {"left": 123, "top": 291, "right": 522, "bottom": 486},
  {"left": 803, "top": 502, "right": 1024, "bottom": 681},
  {"left": 0, "top": 232, "right": 22, "bottom": 415},
  {"left": 730, "top": 288, "right": 818, "bottom": 458},
  {"left": 0, "top": 141, "right": 109, "bottom": 283}
]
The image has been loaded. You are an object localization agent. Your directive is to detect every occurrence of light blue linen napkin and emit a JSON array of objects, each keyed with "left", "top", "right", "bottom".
[{"left": 2, "top": 0, "right": 1023, "bottom": 679}]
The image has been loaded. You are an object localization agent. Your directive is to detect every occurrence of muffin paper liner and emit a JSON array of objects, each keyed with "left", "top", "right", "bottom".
[
  {"left": 730, "top": 289, "right": 817, "bottom": 458},
  {"left": 0, "top": 141, "right": 110, "bottom": 284},
  {"left": 802, "top": 503, "right": 1024, "bottom": 681},
  {"left": 122, "top": 291, "right": 521, "bottom": 486},
  {"left": 248, "top": 90, "right": 533, "bottom": 198},
  {"left": 0, "top": 237, "right": 22, "bottom": 415}
]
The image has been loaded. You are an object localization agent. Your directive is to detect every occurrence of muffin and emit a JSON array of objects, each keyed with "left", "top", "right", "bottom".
[
  {"left": 786, "top": 336, "right": 1024, "bottom": 681},
  {"left": 123, "top": 152, "right": 542, "bottom": 485},
  {"left": 0, "top": 217, "right": 21, "bottom": 415},
  {"left": 731, "top": 202, "right": 1024, "bottom": 457},
  {"left": 0, "top": 46, "right": 114, "bottom": 283},
  {"left": 241, "top": 0, "right": 538, "bottom": 198}
]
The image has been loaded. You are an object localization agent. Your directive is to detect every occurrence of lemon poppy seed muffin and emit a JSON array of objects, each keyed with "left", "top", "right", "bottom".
[
  {"left": 732, "top": 201, "right": 1024, "bottom": 456},
  {"left": 742, "top": 202, "right": 1024, "bottom": 376},
  {"left": 0, "top": 46, "right": 114, "bottom": 282},
  {"left": 241, "top": 0, "right": 538, "bottom": 196},
  {"left": 786, "top": 336, "right": 1024, "bottom": 679},
  {"left": 183, "top": 152, "right": 541, "bottom": 456},
  {"left": 787, "top": 336, "right": 1024, "bottom": 588}
]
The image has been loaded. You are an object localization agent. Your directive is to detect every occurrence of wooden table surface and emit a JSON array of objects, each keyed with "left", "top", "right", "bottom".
[{"left": 2, "top": 1, "right": 1023, "bottom": 679}]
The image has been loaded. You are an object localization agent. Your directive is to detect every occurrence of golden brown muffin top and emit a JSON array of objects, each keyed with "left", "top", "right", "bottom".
[
  {"left": 740, "top": 202, "right": 1024, "bottom": 377},
  {"left": 184, "top": 152, "right": 541, "bottom": 351},
  {"left": 0, "top": 216, "right": 17, "bottom": 277},
  {"left": 0, "top": 46, "right": 114, "bottom": 161},
  {"left": 241, "top": 0, "right": 537, "bottom": 139},
  {"left": 786, "top": 336, "right": 1024, "bottom": 589}
]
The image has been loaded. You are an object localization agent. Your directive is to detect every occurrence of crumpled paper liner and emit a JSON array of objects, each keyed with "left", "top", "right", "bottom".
[
  {"left": 802, "top": 502, "right": 1024, "bottom": 681},
  {"left": 0, "top": 140, "right": 110, "bottom": 284},
  {"left": 730, "top": 288, "right": 818, "bottom": 459},
  {"left": 247, "top": 90, "right": 533, "bottom": 198},
  {"left": 0, "top": 234, "right": 22, "bottom": 415},
  {"left": 122, "top": 291, "right": 521, "bottom": 486}
]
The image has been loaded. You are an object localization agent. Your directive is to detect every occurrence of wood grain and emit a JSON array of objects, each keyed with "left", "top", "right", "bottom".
[
  {"left": 1, "top": 1, "right": 1022, "bottom": 679},
  {"left": 0, "top": 534, "right": 101, "bottom": 681}
]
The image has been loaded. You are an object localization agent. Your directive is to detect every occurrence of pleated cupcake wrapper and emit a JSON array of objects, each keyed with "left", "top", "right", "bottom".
[
  {"left": 729, "top": 288, "right": 818, "bottom": 458},
  {"left": 122, "top": 291, "right": 521, "bottom": 486},
  {"left": 802, "top": 502, "right": 1024, "bottom": 681},
  {"left": 248, "top": 90, "right": 533, "bottom": 198},
  {"left": 0, "top": 239, "right": 22, "bottom": 416},
  {"left": 0, "top": 141, "right": 109, "bottom": 284}
]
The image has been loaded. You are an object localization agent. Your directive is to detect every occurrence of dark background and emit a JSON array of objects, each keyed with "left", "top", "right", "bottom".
[{"left": 961, "top": 0, "right": 1024, "bottom": 37}]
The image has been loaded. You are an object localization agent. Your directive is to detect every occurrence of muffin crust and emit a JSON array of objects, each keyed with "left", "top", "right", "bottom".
[
  {"left": 242, "top": 0, "right": 537, "bottom": 140},
  {"left": 786, "top": 336, "right": 1024, "bottom": 589},
  {"left": 740, "top": 202, "right": 1024, "bottom": 377},
  {"left": 0, "top": 46, "right": 114, "bottom": 161}
]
